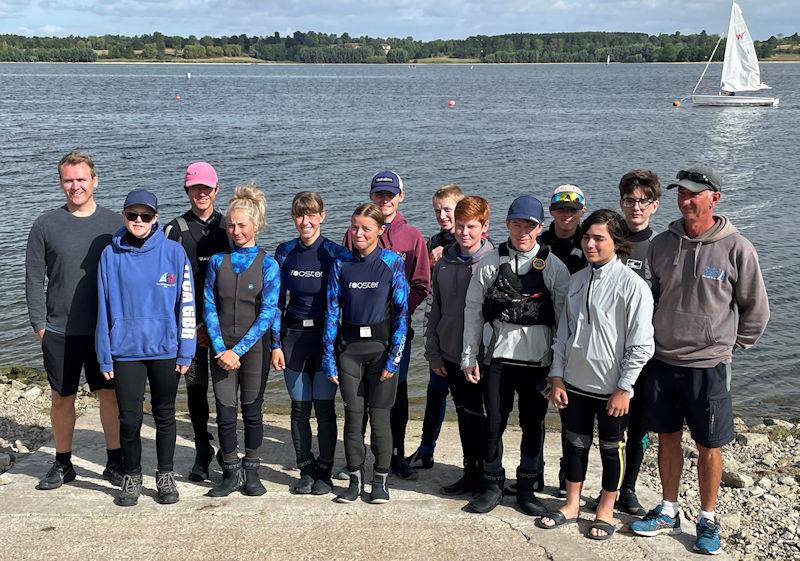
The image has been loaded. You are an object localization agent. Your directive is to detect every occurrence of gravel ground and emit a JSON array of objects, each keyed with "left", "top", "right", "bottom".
[{"left": 2, "top": 366, "right": 798, "bottom": 560}]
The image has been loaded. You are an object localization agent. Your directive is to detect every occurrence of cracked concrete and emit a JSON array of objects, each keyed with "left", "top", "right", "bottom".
[{"left": 0, "top": 409, "right": 731, "bottom": 560}]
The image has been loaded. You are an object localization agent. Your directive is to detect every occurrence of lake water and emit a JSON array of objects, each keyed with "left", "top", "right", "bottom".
[{"left": 1, "top": 62, "right": 798, "bottom": 420}]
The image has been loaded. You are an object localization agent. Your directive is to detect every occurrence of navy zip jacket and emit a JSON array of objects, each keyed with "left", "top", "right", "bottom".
[
  {"left": 323, "top": 247, "right": 409, "bottom": 378},
  {"left": 271, "top": 236, "right": 350, "bottom": 349}
]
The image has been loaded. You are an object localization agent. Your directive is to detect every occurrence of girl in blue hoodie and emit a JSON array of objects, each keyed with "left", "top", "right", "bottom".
[
  {"left": 204, "top": 183, "right": 280, "bottom": 498},
  {"left": 96, "top": 189, "right": 196, "bottom": 508}
]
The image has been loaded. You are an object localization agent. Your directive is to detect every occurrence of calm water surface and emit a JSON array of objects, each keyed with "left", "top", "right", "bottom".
[{"left": 1, "top": 62, "right": 798, "bottom": 419}]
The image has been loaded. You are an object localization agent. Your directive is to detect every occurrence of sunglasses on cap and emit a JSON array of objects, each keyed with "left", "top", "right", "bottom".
[
  {"left": 124, "top": 211, "right": 156, "bottom": 223},
  {"left": 677, "top": 170, "right": 718, "bottom": 191},
  {"left": 551, "top": 191, "right": 585, "bottom": 206}
]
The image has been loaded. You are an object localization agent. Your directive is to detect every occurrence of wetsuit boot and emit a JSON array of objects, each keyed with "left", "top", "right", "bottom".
[
  {"left": 336, "top": 469, "right": 363, "bottom": 504},
  {"left": 188, "top": 432, "right": 215, "bottom": 482},
  {"left": 293, "top": 457, "right": 316, "bottom": 495},
  {"left": 467, "top": 470, "right": 504, "bottom": 513},
  {"left": 516, "top": 468, "right": 547, "bottom": 516},
  {"left": 369, "top": 472, "right": 390, "bottom": 504},
  {"left": 441, "top": 459, "right": 481, "bottom": 496},
  {"left": 207, "top": 458, "right": 243, "bottom": 497},
  {"left": 311, "top": 459, "right": 334, "bottom": 495},
  {"left": 242, "top": 458, "right": 266, "bottom": 496}
]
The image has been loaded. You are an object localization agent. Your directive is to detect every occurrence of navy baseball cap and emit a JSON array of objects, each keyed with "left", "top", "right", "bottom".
[
  {"left": 506, "top": 195, "right": 544, "bottom": 224},
  {"left": 123, "top": 189, "right": 158, "bottom": 212},
  {"left": 370, "top": 170, "right": 404, "bottom": 195}
]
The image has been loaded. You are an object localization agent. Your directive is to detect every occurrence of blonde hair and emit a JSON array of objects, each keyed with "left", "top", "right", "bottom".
[
  {"left": 227, "top": 183, "right": 267, "bottom": 232},
  {"left": 432, "top": 183, "right": 464, "bottom": 203}
]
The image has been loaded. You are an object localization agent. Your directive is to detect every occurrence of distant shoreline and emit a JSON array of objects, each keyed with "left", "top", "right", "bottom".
[{"left": 2, "top": 58, "right": 799, "bottom": 65}]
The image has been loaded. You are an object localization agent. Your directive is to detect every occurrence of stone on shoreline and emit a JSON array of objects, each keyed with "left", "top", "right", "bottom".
[
  {"left": 764, "top": 418, "right": 793, "bottom": 429},
  {"left": 0, "top": 452, "right": 13, "bottom": 468},
  {"left": 4, "top": 388, "right": 22, "bottom": 403},
  {"left": 23, "top": 386, "right": 42, "bottom": 401},
  {"left": 13, "top": 440, "right": 30, "bottom": 454},
  {"left": 718, "top": 512, "right": 742, "bottom": 532},
  {"left": 736, "top": 433, "right": 770, "bottom": 446},
  {"left": 723, "top": 471, "right": 754, "bottom": 488}
]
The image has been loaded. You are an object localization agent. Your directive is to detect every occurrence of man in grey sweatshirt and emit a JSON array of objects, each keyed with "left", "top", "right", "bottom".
[
  {"left": 631, "top": 166, "right": 770, "bottom": 556},
  {"left": 25, "top": 151, "right": 123, "bottom": 491}
]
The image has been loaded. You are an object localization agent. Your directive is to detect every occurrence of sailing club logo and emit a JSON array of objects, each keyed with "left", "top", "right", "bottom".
[
  {"left": 736, "top": 32, "right": 746, "bottom": 40},
  {"left": 157, "top": 272, "right": 176, "bottom": 287}
]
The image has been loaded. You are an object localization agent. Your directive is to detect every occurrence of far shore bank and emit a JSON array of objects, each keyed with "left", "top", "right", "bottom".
[{"left": 2, "top": 58, "right": 798, "bottom": 65}]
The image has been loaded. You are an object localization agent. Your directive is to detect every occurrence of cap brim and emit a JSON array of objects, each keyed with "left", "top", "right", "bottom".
[
  {"left": 667, "top": 180, "right": 713, "bottom": 193},
  {"left": 506, "top": 214, "right": 542, "bottom": 224},
  {"left": 184, "top": 179, "right": 217, "bottom": 188},
  {"left": 369, "top": 186, "right": 401, "bottom": 194}
]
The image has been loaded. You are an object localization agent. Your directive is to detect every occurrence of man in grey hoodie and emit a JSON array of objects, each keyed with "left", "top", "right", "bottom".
[{"left": 631, "top": 166, "right": 769, "bottom": 556}]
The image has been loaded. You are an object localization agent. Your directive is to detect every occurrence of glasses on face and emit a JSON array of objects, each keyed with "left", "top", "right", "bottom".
[
  {"left": 124, "top": 211, "right": 156, "bottom": 223},
  {"left": 621, "top": 197, "right": 654, "bottom": 209},
  {"left": 551, "top": 191, "right": 585, "bottom": 206},
  {"left": 677, "top": 170, "right": 718, "bottom": 190}
]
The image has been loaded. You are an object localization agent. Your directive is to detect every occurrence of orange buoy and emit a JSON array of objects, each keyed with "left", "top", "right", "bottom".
[
  {"left": 673, "top": 99, "right": 681, "bottom": 107},
  {"left": 447, "top": 99, "right": 456, "bottom": 108},
  {"left": 175, "top": 94, "right": 182, "bottom": 101}
]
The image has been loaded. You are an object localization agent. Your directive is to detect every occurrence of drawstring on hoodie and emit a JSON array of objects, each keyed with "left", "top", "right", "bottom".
[{"left": 672, "top": 236, "right": 704, "bottom": 278}]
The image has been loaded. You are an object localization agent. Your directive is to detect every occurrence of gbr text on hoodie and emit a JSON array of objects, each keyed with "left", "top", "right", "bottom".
[{"left": 647, "top": 216, "right": 769, "bottom": 368}]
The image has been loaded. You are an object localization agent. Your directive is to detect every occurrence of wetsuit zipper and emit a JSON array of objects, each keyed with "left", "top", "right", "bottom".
[{"left": 585, "top": 268, "right": 594, "bottom": 325}]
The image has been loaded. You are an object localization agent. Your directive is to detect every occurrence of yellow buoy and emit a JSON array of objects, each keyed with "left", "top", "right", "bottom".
[
  {"left": 673, "top": 99, "right": 681, "bottom": 107},
  {"left": 447, "top": 99, "right": 456, "bottom": 108}
]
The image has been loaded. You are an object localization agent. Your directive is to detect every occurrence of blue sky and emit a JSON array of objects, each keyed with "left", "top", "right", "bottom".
[{"left": 1, "top": 0, "right": 797, "bottom": 40}]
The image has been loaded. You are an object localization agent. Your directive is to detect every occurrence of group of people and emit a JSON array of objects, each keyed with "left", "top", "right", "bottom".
[{"left": 26, "top": 150, "right": 769, "bottom": 555}]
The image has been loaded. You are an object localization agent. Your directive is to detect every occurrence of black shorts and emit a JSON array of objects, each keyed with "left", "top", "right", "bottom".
[
  {"left": 642, "top": 358, "right": 734, "bottom": 449},
  {"left": 42, "top": 331, "right": 112, "bottom": 396}
]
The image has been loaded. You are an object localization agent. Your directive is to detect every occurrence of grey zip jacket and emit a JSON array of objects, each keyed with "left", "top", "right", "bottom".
[
  {"left": 425, "top": 239, "right": 495, "bottom": 369},
  {"left": 462, "top": 241, "right": 569, "bottom": 369},
  {"left": 648, "top": 216, "right": 769, "bottom": 368},
  {"left": 549, "top": 257, "right": 655, "bottom": 395}
]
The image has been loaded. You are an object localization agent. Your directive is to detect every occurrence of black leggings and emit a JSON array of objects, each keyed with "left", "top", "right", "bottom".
[
  {"left": 211, "top": 342, "right": 269, "bottom": 461},
  {"left": 114, "top": 359, "right": 180, "bottom": 475},
  {"left": 185, "top": 345, "right": 211, "bottom": 442},
  {"left": 442, "top": 359, "right": 485, "bottom": 462},
  {"left": 622, "top": 376, "right": 648, "bottom": 492},
  {"left": 337, "top": 340, "right": 399, "bottom": 473},
  {"left": 483, "top": 361, "right": 549, "bottom": 475},
  {"left": 562, "top": 388, "right": 629, "bottom": 493}
]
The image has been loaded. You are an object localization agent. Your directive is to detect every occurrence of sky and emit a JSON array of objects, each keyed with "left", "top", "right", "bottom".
[{"left": 1, "top": 0, "right": 798, "bottom": 40}]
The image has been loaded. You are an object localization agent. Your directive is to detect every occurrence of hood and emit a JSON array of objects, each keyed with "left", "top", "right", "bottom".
[
  {"left": 111, "top": 224, "right": 165, "bottom": 254},
  {"left": 442, "top": 238, "right": 495, "bottom": 265},
  {"left": 668, "top": 215, "right": 737, "bottom": 243}
]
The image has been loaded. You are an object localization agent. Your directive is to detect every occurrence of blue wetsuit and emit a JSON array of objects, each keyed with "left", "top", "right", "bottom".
[
  {"left": 323, "top": 246, "right": 409, "bottom": 473},
  {"left": 203, "top": 245, "right": 280, "bottom": 461},
  {"left": 273, "top": 236, "right": 350, "bottom": 477}
]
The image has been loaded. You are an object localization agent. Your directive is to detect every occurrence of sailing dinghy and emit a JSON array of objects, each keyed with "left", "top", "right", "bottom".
[{"left": 692, "top": 1, "right": 779, "bottom": 107}]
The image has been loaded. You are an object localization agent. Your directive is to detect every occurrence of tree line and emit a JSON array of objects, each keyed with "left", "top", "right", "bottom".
[{"left": 1, "top": 30, "right": 794, "bottom": 63}]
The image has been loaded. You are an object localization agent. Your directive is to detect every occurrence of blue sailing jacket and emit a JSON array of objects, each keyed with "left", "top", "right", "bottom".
[
  {"left": 203, "top": 245, "right": 280, "bottom": 357},
  {"left": 272, "top": 236, "right": 350, "bottom": 348},
  {"left": 96, "top": 227, "right": 196, "bottom": 372},
  {"left": 323, "top": 246, "right": 409, "bottom": 378}
]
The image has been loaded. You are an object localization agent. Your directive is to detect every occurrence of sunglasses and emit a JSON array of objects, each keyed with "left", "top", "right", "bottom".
[
  {"left": 677, "top": 170, "right": 718, "bottom": 191},
  {"left": 551, "top": 191, "right": 585, "bottom": 206},
  {"left": 124, "top": 211, "right": 156, "bottom": 223}
]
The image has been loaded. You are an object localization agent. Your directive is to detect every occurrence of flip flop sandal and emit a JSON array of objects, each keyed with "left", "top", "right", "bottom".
[
  {"left": 586, "top": 520, "right": 616, "bottom": 541},
  {"left": 535, "top": 511, "right": 578, "bottom": 530}
]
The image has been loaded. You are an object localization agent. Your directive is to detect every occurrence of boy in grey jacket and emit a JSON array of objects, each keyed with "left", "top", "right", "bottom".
[{"left": 631, "top": 166, "right": 769, "bottom": 556}]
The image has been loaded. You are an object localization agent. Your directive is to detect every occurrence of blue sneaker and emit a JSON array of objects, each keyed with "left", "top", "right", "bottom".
[
  {"left": 693, "top": 518, "right": 722, "bottom": 555},
  {"left": 630, "top": 505, "right": 682, "bottom": 537}
]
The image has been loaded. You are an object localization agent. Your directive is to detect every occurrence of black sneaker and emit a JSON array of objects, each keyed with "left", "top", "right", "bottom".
[
  {"left": 406, "top": 448, "right": 434, "bottom": 469},
  {"left": 369, "top": 472, "right": 390, "bottom": 504},
  {"left": 336, "top": 470, "right": 363, "bottom": 503},
  {"left": 187, "top": 436, "right": 215, "bottom": 482},
  {"left": 36, "top": 460, "right": 76, "bottom": 490},
  {"left": 103, "top": 462, "right": 124, "bottom": 487},
  {"left": 618, "top": 488, "right": 646, "bottom": 516},
  {"left": 155, "top": 471, "right": 179, "bottom": 504},
  {"left": 114, "top": 473, "right": 143, "bottom": 507},
  {"left": 390, "top": 456, "right": 418, "bottom": 481}
]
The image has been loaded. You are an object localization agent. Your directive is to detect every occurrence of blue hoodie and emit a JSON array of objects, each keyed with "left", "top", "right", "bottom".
[{"left": 96, "top": 226, "right": 196, "bottom": 372}]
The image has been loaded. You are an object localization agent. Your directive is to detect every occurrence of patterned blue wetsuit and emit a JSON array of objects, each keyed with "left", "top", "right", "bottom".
[
  {"left": 273, "top": 236, "right": 350, "bottom": 479},
  {"left": 323, "top": 246, "right": 408, "bottom": 474},
  {"left": 203, "top": 245, "right": 279, "bottom": 461}
]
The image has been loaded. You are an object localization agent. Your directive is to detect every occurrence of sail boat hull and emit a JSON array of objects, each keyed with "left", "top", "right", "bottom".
[{"left": 692, "top": 94, "right": 779, "bottom": 107}]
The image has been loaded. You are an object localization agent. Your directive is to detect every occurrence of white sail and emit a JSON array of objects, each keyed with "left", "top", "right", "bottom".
[{"left": 721, "top": 1, "right": 771, "bottom": 92}]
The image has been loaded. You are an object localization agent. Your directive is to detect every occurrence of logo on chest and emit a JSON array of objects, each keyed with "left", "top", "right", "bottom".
[
  {"left": 626, "top": 258, "right": 643, "bottom": 270},
  {"left": 702, "top": 266, "right": 728, "bottom": 282},
  {"left": 291, "top": 269, "right": 323, "bottom": 278},
  {"left": 157, "top": 272, "right": 176, "bottom": 287},
  {"left": 349, "top": 281, "right": 380, "bottom": 290}
]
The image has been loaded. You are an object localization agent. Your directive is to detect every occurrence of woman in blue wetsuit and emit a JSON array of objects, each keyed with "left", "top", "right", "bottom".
[
  {"left": 271, "top": 192, "right": 350, "bottom": 495},
  {"left": 203, "top": 183, "right": 280, "bottom": 498},
  {"left": 324, "top": 202, "right": 409, "bottom": 504}
]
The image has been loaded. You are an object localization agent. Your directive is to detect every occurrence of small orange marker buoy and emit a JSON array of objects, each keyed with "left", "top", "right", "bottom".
[
  {"left": 673, "top": 99, "right": 681, "bottom": 107},
  {"left": 447, "top": 99, "right": 456, "bottom": 108},
  {"left": 175, "top": 94, "right": 182, "bottom": 101}
]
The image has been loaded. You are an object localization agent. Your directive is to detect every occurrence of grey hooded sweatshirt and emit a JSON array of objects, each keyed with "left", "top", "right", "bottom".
[
  {"left": 425, "top": 239, "right": 495, "bottom": 369},
  {"left": 647, "top": 215, "right": 769, "bottom": 368}
]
